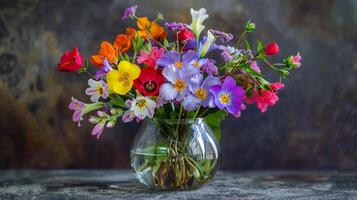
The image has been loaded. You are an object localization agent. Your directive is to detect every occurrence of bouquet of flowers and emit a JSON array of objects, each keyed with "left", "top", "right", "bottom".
[{"left": 57, "top": 6, "right": 301, "bottom": 189}]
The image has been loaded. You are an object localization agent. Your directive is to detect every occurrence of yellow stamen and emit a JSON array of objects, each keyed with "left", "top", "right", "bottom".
[
  {"left": 192, "top": 61, "right": 201, "bottom": 68},
  {"left": 174, "top": 79, "right": 186, "bottom": 92},
  {"left": 220, "top": 93, "right": 231, "bottom": 105},
  {"left": 135, "top": 99, "right": 147, "bottom": 109},
  {"left": 195, "top": 88, "right": 207, "bottom": 100},
  {"left": 97, "top": 87, "right": 103, "bottom": 95},
  {"left": 174, "top": 61, "right": 184, "bottom": 68}
]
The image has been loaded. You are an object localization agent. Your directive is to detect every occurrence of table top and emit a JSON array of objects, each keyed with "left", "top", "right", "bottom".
[{"left": 0, "top": 170, "right": 356, "bottom": 200}]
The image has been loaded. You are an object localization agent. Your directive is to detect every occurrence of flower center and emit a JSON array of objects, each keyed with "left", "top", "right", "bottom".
[
  {"left": 174, "top": 79, "right": 186, "bottom": 92},
  {"left": 144, "top": 80, "right": 157, "bottom": 92},
  {"left": 219, "top": 93, "right": 231, "bottom": 105},
  {"left": 192, "top": 61, "right": 201, "bottom": 68},
  {"left": 195, "top": 88, "right": 207, "bottom": 100},
  {"left": 97, "top": 87, "right": 103, "bottom": 95},
  {"left": 135, "top": 99, "right": 147, "bottom": 109},
  {"left": 119, "top": 72, "right": 130, "bottom": 88},
  {"left": 174, "top": 61, "right": 184, "bottom": 68}
]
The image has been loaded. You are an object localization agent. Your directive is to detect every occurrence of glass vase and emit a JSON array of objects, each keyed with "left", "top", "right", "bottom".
[{"left": 130, "top": 118, "right": 220, "bottom": 190}]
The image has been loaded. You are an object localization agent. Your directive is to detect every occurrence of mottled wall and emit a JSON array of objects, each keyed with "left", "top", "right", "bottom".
[{"left": 0, "top": 0, "right": 356, "bottom": 169}]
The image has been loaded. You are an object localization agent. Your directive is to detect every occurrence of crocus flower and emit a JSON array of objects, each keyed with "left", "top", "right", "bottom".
[
  {"left": 136, "top": 17, "right": 166, "bottom": 40},
  {"left": 264, "top": 42, "right": 280, "bottom": 56},
  {"left": 156, "top": 50, "right": 198, "bottom": 74},
  {"left": 210, "top": 76, "right": 245, "bottom": 115},
  {"left": 121, "top": 5, "right": 138, "bottom": 20},
  {"left": 134, "top": 67, "right": 165, "bottom": 96},
  {"left": 209, "top": 29, "right": 233, "bottom": 43},
  {"left": 113, "top": 34, "right": 131, "bottom": 53},
  {"left": 122, "top": 96, "right": 156, "bottom": 122},
  {"left": 189, "top": 8, "right": 209, "bottom": 39},
  {"left": 201, "top": 59, "right": 218, "bottom": 75},
  {"left": 165, "top": 22, "right": 186, "bottom": 32},
  {"left": 94, "top": 58, "right": 113, "bottom": 80},
  {"left": 292, "top": 53, "right": 302, "bottom": 68},
  {"left": 137, "top": 47, "right": 164, "bottom": 68},
  {"left": 159, "top": 63, "right": 198, "bottom": 101},
  {"left": 182, "top": 74, "right": 220, "bottom": 111},
  {"left": 85, "top": 79, "right": 108, "bottom": 102},
  {"left": 106, "top": 61, "right": 141, "bottom": 95},
  {"left": 91, "top": 41, "right": 118, "bottom": 66},
  {"left": 68, "top": 97, "right": 104, "bottom": 127},
  {"left": 57, "top": 48, "right": 83, "bottom": 72}
]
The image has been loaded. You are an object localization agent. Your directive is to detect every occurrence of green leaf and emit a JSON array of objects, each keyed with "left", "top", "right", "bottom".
[
  {"left": 110, "top": 95, "right": 125, "bottom": 107},
  {"left": 256, "top": 39, "right": 264, "bottom": 54},
  {"left": 204, "top": 110, "right": 227, "bottom": 140},
  {"left": 163, "top": 39, "right": 170, "bottom": 48},
  {"left": 245, "top": 40, "right": 251, "bottom": 50}
]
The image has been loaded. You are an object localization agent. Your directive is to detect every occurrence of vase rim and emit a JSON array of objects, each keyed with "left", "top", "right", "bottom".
[{"left": 148, "top": 117, "right": 204, "bottom": 124}]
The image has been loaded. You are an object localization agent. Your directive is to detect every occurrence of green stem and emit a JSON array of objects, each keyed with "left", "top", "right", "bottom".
[
  {"left": 193, "top": 106, "right": 201, "bottom": 119},
  {"left": 85, "top": 70, "right": 95, "bottom": 80},
  {"left": 263, "top": 58, "right": 279, "bottom": 70},
  {"left": 236, "top": 30, "right": 247, "bottom": 48}
]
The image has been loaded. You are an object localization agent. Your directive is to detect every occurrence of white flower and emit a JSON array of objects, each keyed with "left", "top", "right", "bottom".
[
  {"left": 199, "top": 30, "right": 215, "bottom": 57},
  {"left": 189, "top": 8, "right": 209, "bottom": 39},
  {"left": 85, "top": 79, "right": 108, "bottom": 102},
  {"left": 122, "top": 96, "right": 156, "bottom": 122}
]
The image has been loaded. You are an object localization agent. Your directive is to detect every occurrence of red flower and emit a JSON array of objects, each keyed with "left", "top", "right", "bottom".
[
  {"left": 178, "top": 27, "right": 195, "bottom": 42},
  {"left": 134, "top": 67, "right": 165, "bottom": 96},
  {"left": 57, "top": 48, "right": 83, "bottom": 72},
  {"left": 264, "top": 42, "right": 280, "bottom": 56}
]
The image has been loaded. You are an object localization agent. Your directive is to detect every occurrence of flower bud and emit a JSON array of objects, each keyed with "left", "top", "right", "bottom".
[
  {"left": 264, "top": 42, "right": 280, "bottom": 56},
  {"left": 245, "top": 20, "right": 256, "bottom": 32},
  {"left": 89, "top": 116, "right": 100, "bottom": 124}
]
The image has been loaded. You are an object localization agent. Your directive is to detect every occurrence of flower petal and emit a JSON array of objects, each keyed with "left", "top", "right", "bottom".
[{"left": 159, "top": 83, "right": 178, "bottom": 100}]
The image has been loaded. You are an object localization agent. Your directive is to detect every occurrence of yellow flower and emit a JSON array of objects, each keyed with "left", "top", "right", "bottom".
[{"left": 106, "top": 61, "right": 141, "bottom": 95}]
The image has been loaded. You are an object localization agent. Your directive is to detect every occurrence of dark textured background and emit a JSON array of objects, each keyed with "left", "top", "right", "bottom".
[{"left": 0, "top": 0, "right": 356, "bottom": 169}]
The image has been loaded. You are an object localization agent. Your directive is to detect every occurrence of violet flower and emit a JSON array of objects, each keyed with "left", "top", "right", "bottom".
[
  {"left": 210, "top": 76, "right": 245, "bottom": 115},
  {"left": 165, "top": 22, "right": 186, "bottom": 31},
  {"left": 182, "top": 73, "right": 220, "bottom": 111},
  {"left": 121, "top": 5, "right": 138, "bottom": 20},
  {"left": 201, "top": 59, "right": 218, "bottom": 75},
  {"left": 68, "top": 97, "right": 104, "bottom": 127},
  {"left": 209, "top": 29, "right": 233, "bottom": 43},
  {"left": 95, "top": 58, "right": 113, "bottom": 80}
]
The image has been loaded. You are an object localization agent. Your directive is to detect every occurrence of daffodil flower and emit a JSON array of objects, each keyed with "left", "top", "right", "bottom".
[{"left": 106, "top": 61, "right": 141, "bottom": 95}]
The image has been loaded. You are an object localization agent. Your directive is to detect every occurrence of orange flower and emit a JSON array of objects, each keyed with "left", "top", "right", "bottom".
[
  {"left": 113, "top": 34, "right": 131, "bottom": 53},
  {"left": 126, "top": 27, "right": 136, "bottom": 39},
  {"left": 91, "top": 41, "right": 118, "bottom": 66},
  {"left": 136, "top": 17, "right": 166, "bottom": 40}
]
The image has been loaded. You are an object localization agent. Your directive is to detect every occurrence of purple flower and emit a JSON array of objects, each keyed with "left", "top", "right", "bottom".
[
  {"left": 91, "top": 120, "right": 106, "bottom": 139},
  {"left": 201, "top": 59, "right": 218, "bottom": 75},
  {"left": 159, "top": 63, "right": 199, "bottom": 101},
  {"left": 121, "top": 5, "right": 138, "bottom": 20},
  {"left": 95, "top": 58, "right": 113, "bottom": 80},
  {"left": 209, "top": 29, "right": 233, "bottom": 43},
  {"left": 68, "top": 97, "right": 86, "bottom": 126},
  {"left": 165, "top": 22, "right": 186, "bottom": 31},
  {"left": 157, "top": 50, "right": 197, "bottom": 70},
  {"left": 68, "top": 97, "right": 104, "bottom": 127},
  {"left": 210, "top": 76, "right": 245, "bottom": 115},
  {"left": 182, "top": 74, "right": 221, "bottom": 111}
]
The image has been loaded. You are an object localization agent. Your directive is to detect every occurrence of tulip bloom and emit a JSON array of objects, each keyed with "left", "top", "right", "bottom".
[
  {"left": 57, "top": 48, "right": 83, "bottom": 72},
  {"left": 264, "top": 42, "right": 280, "bottom": 55}
]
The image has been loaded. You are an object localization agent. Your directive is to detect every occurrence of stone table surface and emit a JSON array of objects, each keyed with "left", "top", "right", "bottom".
[{"left": 0, "top": 170, "right": 357, "bottom": 200}]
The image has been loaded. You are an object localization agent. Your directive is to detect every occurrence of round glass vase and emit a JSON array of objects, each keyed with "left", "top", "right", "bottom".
[{"left": 130, "top": 118, "right": 220, "bottom": 190}]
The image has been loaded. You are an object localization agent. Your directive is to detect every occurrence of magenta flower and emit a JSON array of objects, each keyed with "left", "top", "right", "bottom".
[
  {"left": 292, "top": 53, "right": 302, "bottom": 68},
  {"left": 210, "top": 76, "right": 245, "bottom": 115},
  {"left": 91, "top": 120, "right": 106, "bottom": 139},
  {"left": 121, "top": 5, "right": 138, "bottom": 20},
  {"left": 137, "top": 47, "right": 164, "bottom": 68},
  {"left": 250, "top": 61, "right": 261, "bottom": 73}
]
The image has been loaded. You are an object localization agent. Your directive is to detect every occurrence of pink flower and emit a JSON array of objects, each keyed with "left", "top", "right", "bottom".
[
  {"left": 244, "top": 89, "right": 259, "bottom": 104},
  {"left": 270, "top": 82, "right": 285, "bottom": 91},
  {"left": 68, "top": 97, "right": 86, "bottom": 126},
  {"left": 292, "top": 53, "right": 302, "bottom": 68},
  {"left": 137, "top": 47, "right": 164, "bottom": 68},
  {"left": 250, "top": 61, "right": 261, "bottom": 73},
  {"left": 257, "top": 82, "right": 284, "bottom": 112},
  {"left": 91, "top": 121, "right": 106, "bottom": 139}
]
